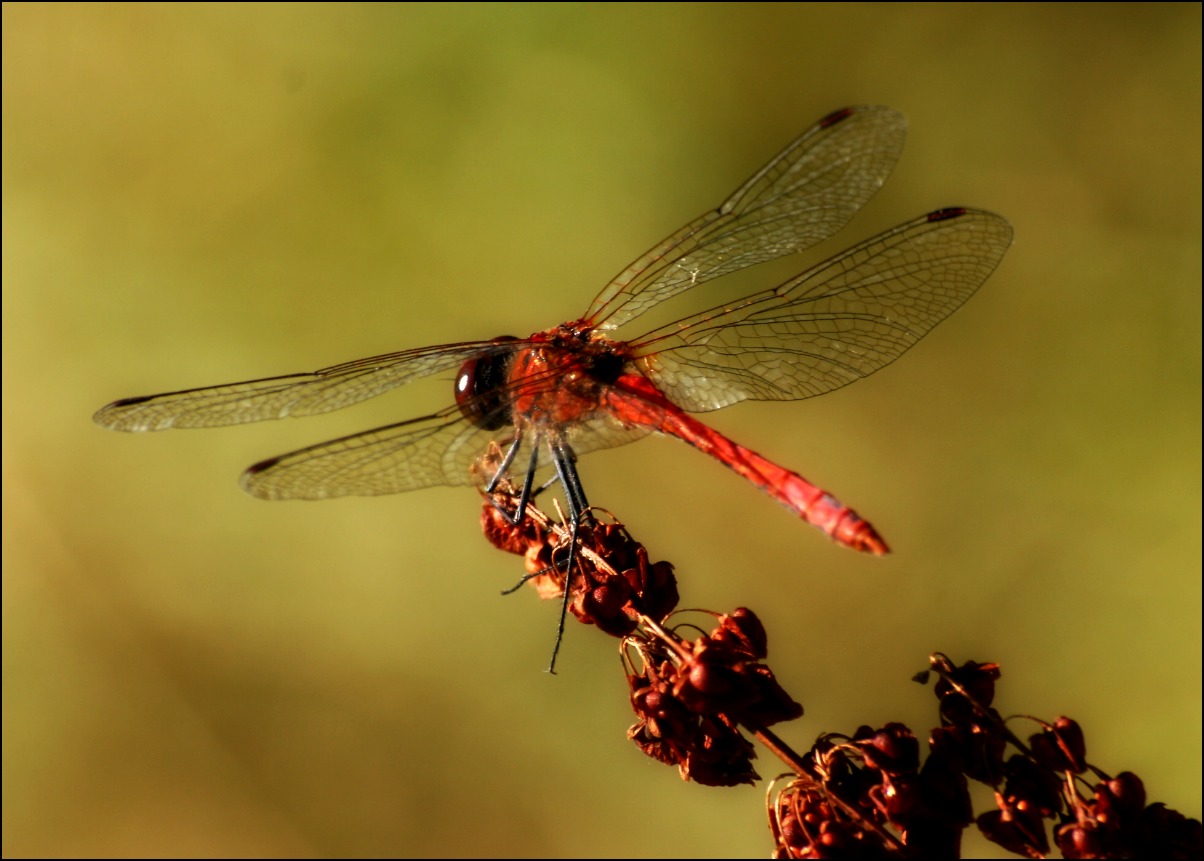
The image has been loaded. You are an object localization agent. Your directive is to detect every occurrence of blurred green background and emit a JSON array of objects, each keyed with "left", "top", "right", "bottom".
[{"left": 4, "top": 4, "right": 1199, "bottom": 857}]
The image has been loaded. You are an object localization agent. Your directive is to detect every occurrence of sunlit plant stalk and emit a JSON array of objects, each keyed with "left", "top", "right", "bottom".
[{"left": 481, "top": 493, "right": 1202, "bottom": 859}]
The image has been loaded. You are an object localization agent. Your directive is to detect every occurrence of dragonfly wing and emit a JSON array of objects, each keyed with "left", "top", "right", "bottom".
[
  {"left": 585, "top": 106, "right": 907, "bottom": 331},
  {"left": 632, "top": 209, "right": 1013, "bottom": 411},
  {"left": 241, "top": 404, "right": 507, "bottom": 500},
  {"left": 93, "top": 341, "right": 503, "bottom": 431},
  {"left": 243, "top": 400, "right": 654, "bottom": 501},
  {"left": 561, "top": 407, "right": 655, "bottom": 458}
]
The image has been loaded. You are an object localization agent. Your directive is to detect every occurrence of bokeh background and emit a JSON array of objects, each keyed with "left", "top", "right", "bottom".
[{"left": 4, "top": 4, "right": 1199, "bottom": 857}]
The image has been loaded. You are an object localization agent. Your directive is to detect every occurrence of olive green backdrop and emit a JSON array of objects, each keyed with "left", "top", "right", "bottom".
[{"left": 4, "top": 4, "right": 1199, "bottom": 858}]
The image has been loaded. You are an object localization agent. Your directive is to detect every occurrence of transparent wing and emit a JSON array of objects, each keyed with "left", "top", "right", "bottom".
[
  {"left": 93, "top": 341, "right": 507, "bottom": 432},
  {"left": 242, "top": 396, "right": 653, "bottom": 501},
  {"left": 630, "top": 209, "right": 1013, "bottom": 411},
  {"left": 241, "top": 404, "right": 502, "bottom": 499},
  {"left": 584, "top": 106, "right": 907, "bottom": 331}
]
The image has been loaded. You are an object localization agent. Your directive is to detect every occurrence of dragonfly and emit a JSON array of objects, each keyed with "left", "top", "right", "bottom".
[{"left": 94, "top": 106, "right": 1012, "bottom": 557}]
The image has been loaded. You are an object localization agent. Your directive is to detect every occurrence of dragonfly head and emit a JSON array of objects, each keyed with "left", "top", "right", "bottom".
[{"left": 455, "top": 336, "right": 520, "bottom": 431}]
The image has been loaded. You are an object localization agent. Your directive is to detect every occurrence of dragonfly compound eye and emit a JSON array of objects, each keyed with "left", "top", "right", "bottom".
[{"left": 455, "top": 336, "right": 519, "bottom": 431}]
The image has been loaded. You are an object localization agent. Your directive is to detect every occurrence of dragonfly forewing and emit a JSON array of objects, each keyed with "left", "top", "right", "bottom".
[
  {"left": 93, "top": 342, "right": 503, "bottom": 432},
  {"left": 586, "top": 106, "right": 907, "bottom": 331}
]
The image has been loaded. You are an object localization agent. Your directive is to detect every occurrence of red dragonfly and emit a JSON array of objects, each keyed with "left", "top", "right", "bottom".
[{"left": 94, "top": 106, "right": 1012, "bottom": 555}]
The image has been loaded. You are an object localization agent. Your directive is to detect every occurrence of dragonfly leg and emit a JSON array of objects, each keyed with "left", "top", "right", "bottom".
[
  {"left": 484, "top": 433, "right": 523, "bottom": 493},
  {"left": 550, "top": 438, "right": 590, "bottom": 525},
  {"left": 490, "top": 434, "right": 592, "bottom": 672},
  {"left": 484, "top": 430, "right": 544, "bottom": 526},
  {"left": 543, "top": 438, "right": 594, "bottom": 673}
]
